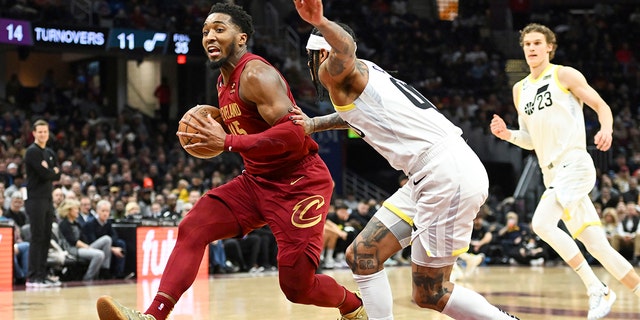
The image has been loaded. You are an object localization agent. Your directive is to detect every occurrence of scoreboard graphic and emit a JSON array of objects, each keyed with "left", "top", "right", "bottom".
[{"left": 0, "top": 18, "right": 198, "bottom": 56}]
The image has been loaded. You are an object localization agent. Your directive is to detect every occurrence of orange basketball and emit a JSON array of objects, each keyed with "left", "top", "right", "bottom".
[{"left": 177, "top": 104, "right": 224, "bottom": 159}]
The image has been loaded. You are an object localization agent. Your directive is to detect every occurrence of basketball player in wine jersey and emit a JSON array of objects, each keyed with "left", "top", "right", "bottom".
[{"left": 97, "top": 3, "right": 365, "bottom": 320}]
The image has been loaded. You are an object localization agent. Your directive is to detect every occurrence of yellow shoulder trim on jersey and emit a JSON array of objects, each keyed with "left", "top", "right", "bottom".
[
  {"left": 333, "top": 102, "right": 356, "bottom": 112},
  {"left": 528, "top": 64, "right": 555, "bottom": 83},
  {"left": 571, "top": 221, "right": 602, "bottom": 239},
  {"left": 382, "top": 201, "right": 414, "bottom": 227},
  {"left": 553, "top": 65, "right": 570, "bottom": 94}
]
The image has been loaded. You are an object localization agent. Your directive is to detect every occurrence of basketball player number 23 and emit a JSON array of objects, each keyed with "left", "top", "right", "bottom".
[{"left": 390, "top": 78, "right": 437, "bottom": 110}]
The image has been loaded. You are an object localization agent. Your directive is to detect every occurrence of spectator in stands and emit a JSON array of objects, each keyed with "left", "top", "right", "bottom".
[
  {"left": 3, "top": 171, "right": 24, "bottom": 207},
  {"left": 611, "top": 201, "right": 640, "bottom": 266},
  {"left": 57, "top": 198, "right": 111, "bottom": 281},
  {"left": 82, "top": 200, "right": 127, "bottom": 279},
  {"left": 593, "top": 174, "right": 620, "bottom": 201},
  {"left": 456, "top": 210, "right": 494, "bottom": 275},
  {"left": 123, "top": 201, "right": 142, "bottom": 220},
  {"left": 179, "top": 202, "right": 193, "bottom": 219},
  {"left": 2, "top": 162, "right": 20, "bottom": 189},
  {"left": 614, "top": 166, "right": 632, "bottom": 194},
  {"left": 160, "top": 193, "right": 180, "bottom": 220},
  {"left": 628, "top": 151, "right": 640, "bottom": 174},
  {"left": 154, "top": 193, "right": 166, "bottom": 211},
  {"left": 322, "top": 204, "right": 359, "bottom": 269},
  {"left": 137, "top": 187, "right": 153, "bottom": 217},
  {"left": 60, "top": 174, "right": 73, "bottom": 196},
  {"left": 602, "top": 207, "right": 620, "bottom": 247},
  {"left": 13, "top": 224, "right": 29, "bottom": 284},
  {"left": 173, "top": 178, "right": 190, "bottom": 205},
  {"left": 611, "top": 150, "right": 630, "bottom": 174},
  {"left": 209, "top": 239, "right": 234, "bottom": 274},
  {"left": 223, "top": 234, "right": 262, "bottom": 273},
  {"left": 348, "top": 200, "right": 373, "bottom": 232},
  {"left": 111, "top": 199, "right": 126, "bottom": 220},
  {"left": 469, "top": 212, "right": 494, "bottom": 257},
  {"left": 187, "top": 189, "right": 202, "bottom": 206},
  {"left": 342, "top": 193, "right": 358, "bottom": 211},
  {"left": 78, "top": 196, "right": 96, "bottom": 227},
  {"left": 4, "top": 191, "right": 28, "bottom": 227},
  {"left": 497, "top": 212, "right": 545, "bottom": 266},
  {"left": 595, "top": 186, "right": 621, "bottom": 210},
  {"left": 52, "top": 187, "right": 65, "bottom": 210},
  {"left": 623, "top": 177, "right": 640, "bottom": 204},
  {"left": 615, "top": 42, "right": 634, "bottom": 76},
  {"left": 149, "top": 202, "right": 163, "bottom": 219},
  {"left": 249, "top": 225, "right": 278, "bottom": 271}
]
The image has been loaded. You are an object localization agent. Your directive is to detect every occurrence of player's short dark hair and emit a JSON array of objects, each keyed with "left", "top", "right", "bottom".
[
  {"left": 33, "top": 119, "right": 48, "bottom": 129},
  {"left": 209, "top": 2, "right": 255, "bottom": 41}
]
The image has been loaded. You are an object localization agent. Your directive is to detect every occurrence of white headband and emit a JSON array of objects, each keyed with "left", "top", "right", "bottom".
[{"left": 306, "top": 34, "right": 332, "bottom": 51}]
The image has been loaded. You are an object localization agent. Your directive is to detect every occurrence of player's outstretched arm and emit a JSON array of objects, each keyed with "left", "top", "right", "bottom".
[{"left": 289, "top": 105, "right": 349, "bottom": 134}]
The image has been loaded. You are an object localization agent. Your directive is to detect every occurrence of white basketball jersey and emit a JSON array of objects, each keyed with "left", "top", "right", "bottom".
[
  {"left": 332, "top": 60, "right": 462, "bottom": 173},
  {"left": 515, "top": 64, "right": 586, "bottom": 167}
]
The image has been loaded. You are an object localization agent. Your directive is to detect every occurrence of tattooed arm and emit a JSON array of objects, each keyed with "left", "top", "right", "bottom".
[{"left": 290, "top": 105, "right": 349, "bottom": 135}]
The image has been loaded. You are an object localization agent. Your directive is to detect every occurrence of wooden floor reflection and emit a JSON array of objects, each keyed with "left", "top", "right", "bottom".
[{"left": 3, "top": 265, "right": 640, "bottom": 319}]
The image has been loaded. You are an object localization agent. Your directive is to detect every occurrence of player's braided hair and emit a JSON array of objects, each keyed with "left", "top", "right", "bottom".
[
  {"left": 307, "top": 22, "right": 357, "bottom": 102},
  {"left": 209, "top": 2, "right": 255, "bottom": 41}
]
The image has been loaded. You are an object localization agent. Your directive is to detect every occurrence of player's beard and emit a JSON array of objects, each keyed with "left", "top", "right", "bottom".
[{"left": 207, "top": 40, "right": 237, "bottom": 70}]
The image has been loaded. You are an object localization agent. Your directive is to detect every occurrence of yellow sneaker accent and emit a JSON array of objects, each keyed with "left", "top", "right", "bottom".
[
  {"left": 97, "top": 295, "right": 156, "bottom": 320},
  {"left": 339, "top": 291, "right": 368, "bottom": 320}
]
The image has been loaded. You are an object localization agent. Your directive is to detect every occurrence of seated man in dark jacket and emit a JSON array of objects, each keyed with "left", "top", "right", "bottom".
[{"left": 82, "top": 199, "right": 127, "bottom": 279}]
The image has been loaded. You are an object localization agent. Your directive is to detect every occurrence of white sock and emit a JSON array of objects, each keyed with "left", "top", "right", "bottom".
[
  {"left": 574, "top": 261, "right": 604, "bottom": 292},
  {"left": 442, "top": 285, "right": 515, "bottom": 319},
  {"left": 325, "top": 248, "right": 335, "bottom": 261},
  {"left": 353, "top": 269, "right": 393, "bottom": 320}
]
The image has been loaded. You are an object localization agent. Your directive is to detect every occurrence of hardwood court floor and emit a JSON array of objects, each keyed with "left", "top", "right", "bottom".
[{"left": 3, "top": 265, "right": 640, "bottom": 319}]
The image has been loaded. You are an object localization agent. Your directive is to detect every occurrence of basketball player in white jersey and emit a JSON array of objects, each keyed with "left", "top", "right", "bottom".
[
  {"left": 490, "top": 23, "right": 640, "bottom": 320},
  {"left": 291, "top": 1, "right": 519, "bottom": 319}
]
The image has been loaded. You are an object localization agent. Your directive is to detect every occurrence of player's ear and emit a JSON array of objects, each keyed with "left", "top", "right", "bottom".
[
  {"left": 319, "top": 48, "right": 330, "bottom": 61},
  {"left": 238, "top": 33, "right": 248, "bottom": 47}
]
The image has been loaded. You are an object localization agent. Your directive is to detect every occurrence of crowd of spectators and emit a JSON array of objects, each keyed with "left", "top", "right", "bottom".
[
  {"left": 2, "top": 1, "right": 640, "bottom": 282},
  {"left": 1, "top": 0, "right": 254, "bottom": 34}
]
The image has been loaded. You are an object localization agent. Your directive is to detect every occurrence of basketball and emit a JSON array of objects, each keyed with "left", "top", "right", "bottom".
[{"left": 177, "top": 104, "right": 224, "bottom": 159}]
